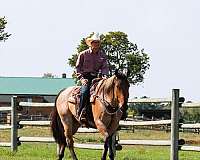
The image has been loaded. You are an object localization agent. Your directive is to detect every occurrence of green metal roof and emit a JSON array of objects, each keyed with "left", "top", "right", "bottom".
[{"left": 0, "top": 77, "right": 75, "bottom": 95}]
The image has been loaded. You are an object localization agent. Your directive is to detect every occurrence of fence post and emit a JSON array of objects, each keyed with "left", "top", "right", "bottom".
[
  {"left": 11, "top": 96, "right": 18, "bottom": 152},
  {"left": 170, "top": 89, "right": 179, "bottom": 160}
]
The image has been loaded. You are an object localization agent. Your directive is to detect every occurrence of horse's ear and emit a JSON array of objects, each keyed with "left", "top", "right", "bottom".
[
  {"left": 115, "top": 69, "right": 119, "bottom": 76},
  {"left": 126, "top": 69, "right": 130, "bottom": 77}
]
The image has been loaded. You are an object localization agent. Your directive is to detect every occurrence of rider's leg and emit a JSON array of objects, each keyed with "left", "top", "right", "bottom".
[
  {"left": 78, "top": 74, "right": 96, "bottom": 118},
  {"left": 78, "top": 84, "right": 90, "bottom": 116}
]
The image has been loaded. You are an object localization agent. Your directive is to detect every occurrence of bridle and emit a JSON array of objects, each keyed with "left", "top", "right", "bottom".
[{"left": 92, "top": 77, "right": 124, "bottom": 115}]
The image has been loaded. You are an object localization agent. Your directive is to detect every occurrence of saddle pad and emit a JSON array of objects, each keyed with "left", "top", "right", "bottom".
[
  {"left": 68, "top": 78, "right": 102, "bottom": 104},
  {"left": 68, "top": 86, "right": 81, "bottom": 104}
]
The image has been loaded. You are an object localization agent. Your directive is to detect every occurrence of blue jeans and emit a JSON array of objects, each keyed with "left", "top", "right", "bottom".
[
  {"left": 78, "top": 75, "right": 96, "bottom": 116},
  {"left": 78, "top": 84, "right": 90, "bottom": 115}
]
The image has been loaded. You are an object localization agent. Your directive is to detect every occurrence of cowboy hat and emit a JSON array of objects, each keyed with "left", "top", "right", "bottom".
[{"left": 85, "top": 33, "right": 100, "bottom": 46}]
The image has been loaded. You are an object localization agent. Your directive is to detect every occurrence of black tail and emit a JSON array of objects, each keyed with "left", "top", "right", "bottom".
[{"left": 51, "top": 93, "right": 66, "bottom": 145}]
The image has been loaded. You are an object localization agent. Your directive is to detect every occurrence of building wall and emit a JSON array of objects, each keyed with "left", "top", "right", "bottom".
[{"left": 0, "top": 95, "right": 56, "bottom": 122}]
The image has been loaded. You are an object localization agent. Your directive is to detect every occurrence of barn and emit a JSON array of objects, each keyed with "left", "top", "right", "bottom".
[{"left": 0, "top": 76, "right": 75, "bottom": 122}]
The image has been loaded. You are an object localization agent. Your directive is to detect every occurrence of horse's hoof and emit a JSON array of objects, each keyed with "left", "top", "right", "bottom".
[
  {"left": 115, "top": 143, "right": 122, "bottom": 150},
  {"left": 57, "top": 154, "right": 64, "bottom": 160}
]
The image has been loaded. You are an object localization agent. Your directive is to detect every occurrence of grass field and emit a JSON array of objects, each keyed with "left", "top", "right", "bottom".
[{"left": 1, "top": 127, "right": 200, "bottom": 160}]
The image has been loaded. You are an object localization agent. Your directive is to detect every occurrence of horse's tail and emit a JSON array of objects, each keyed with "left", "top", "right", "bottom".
[{"left": 51, "top": 90, "right": 66, "bottom": 145}]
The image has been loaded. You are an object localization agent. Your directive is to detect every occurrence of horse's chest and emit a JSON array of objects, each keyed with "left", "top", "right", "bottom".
[{"left": 101, "top": 112, "right": 113, "bottom": 127}]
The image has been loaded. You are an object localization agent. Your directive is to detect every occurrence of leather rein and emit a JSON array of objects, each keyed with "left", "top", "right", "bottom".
[{"left": 92, "top": 78, "right": 123, "bottom": 115}]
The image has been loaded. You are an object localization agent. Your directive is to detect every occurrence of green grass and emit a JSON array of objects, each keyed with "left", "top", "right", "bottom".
[
  {"left": 1, "top": 127, "right": 200, "bottom": 159},
  {"left": 0, "top": 143, "right": 200, "bottom": 160}
]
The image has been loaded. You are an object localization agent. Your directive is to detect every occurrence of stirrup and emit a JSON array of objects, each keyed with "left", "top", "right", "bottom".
[{"left": 78, "top": 109, "right": 86, "bottom": 121}]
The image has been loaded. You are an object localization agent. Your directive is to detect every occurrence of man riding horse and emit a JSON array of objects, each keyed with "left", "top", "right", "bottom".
[
  {"left": 51, "top": 32, "right": 130, "bottom": 160},
  {"left": 76, "top": 33, "right": 109, "bottom": 120}
]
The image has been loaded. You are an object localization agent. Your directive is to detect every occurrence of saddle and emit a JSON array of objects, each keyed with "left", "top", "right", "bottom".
[
  {"left": 68, "top": 78, "right": 101, "bottom": 104},
  {"left": 67, "top": 78, "right": 102, "bottom": 125}
]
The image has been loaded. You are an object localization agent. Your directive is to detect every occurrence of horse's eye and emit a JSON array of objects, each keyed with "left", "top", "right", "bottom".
[{"left": 116, "top": 84, "right": 120, "bottom": 89}]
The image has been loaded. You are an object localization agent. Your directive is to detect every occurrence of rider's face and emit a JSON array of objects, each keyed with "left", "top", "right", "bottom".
[{"left": 91, "top": 41, "right": 100, "bottom": 53}]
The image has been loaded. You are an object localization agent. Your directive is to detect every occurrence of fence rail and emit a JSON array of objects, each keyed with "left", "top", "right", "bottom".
[
  {"left": 181, "top": 146, "right": 200, "bottom": 152},
  {"left": 19, "top": 102, "right": 54, "bottom": 107},
  {"left": 128, "top": 98, "right": 171, "bottom": 103},
  {"left": 0, "top": 107, "right": 12, "bottom": 111},
  {"left": 119, "top": 119, "right": 171, "bottom": 126},
  {"left": 18, "top": 99, "right": 200, "bottom": 108},
  {"left": 0, "top": 142, "right": 11, "bottom": 147},
  {"left": 1, "top": 90, "right": 200, "bottom": 160},
  {"left": 182, "top": 102, "right": 200, "bottom": 108},
  {"left": 181, "top": 123, "right": 200, "bottom": 129},
  {"left": 0, "top": 125, "right": 11, "bottom": 129},
  {"left": 19, "top": 120, "right": 50, "bottom": 126},
  {"left": 119, "top": 140, "right": 171, "bottom": 146}
]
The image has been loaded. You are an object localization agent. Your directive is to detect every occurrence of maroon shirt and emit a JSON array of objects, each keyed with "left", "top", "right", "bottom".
[{"left": 76, "top": 48, "right": 109, "bottom": 79}]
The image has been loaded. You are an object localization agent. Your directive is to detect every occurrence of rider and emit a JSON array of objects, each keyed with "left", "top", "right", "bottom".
[{"left": 76, "top": 33, "right": 109, "bottom": 119}]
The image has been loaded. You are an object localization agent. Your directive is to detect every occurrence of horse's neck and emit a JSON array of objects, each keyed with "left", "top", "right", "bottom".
[
  {"left": 95, "top": 79, "right": 106, "bottom": 96},
  {"left": 95, "top": 79, "right": 115, "bottom": 104}
]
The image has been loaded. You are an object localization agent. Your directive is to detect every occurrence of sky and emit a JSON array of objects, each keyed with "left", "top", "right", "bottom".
[{"left": 1, "top": 0, "right": 200, "bottom": 101}]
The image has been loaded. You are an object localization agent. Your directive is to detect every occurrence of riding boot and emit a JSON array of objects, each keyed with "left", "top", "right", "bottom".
[{"left": 78, "top": 85, "right": 89, "bottom": 119}]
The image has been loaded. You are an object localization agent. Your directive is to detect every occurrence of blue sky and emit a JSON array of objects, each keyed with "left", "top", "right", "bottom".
[{"left": 1, "top": 0, "right": 200, "bottom": 101}]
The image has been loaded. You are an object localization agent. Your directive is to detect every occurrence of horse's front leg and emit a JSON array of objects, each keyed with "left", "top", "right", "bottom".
[
  {"left": 101, "top": 137, "right": 109, "bottom": 160},
  {"left": 94, "top": 118, "right": 109, "bottom": 160},
  {"left": 102, "top": 135, "right": 115, "bottom": 160},
  {"left": 106, "top": 110, "right": 123, "bottom": 160},
  {"left": 93, "top": 103, "right": 110, "bottom": 140},
  {"left": 57, "top": 143, "right": 66, "bottom": 160},
  {"left": 94, "top": 118, "right": 109, "bottom": 140},
  {"left": 108, "top": 134, "right": 115, "bottom": 160},
  {"left": 107, "top": 109, "right": 123, "bottom": 135}
]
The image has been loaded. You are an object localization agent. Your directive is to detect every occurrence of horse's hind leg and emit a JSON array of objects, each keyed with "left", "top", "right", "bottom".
[
  {"left": 60, "top": 116, "right": 78, "bottom": 160},
  {"left": 57, "top": 143, "right": 66, "bottom": 160},
  {"left": 66, "top": 135, "right": 77, "bottom": 160}
]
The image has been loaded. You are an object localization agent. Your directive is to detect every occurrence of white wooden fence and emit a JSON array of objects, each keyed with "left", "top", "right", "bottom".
[{"left": 1, "top": 89, "right": 200, "bottom": 160}]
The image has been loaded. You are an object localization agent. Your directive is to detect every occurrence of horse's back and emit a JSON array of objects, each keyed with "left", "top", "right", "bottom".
[
  {"left": 56, "top": 86, "right": 76, "bottom": 110},
  {"left": 56, "top": 86, "right": 80, "bottom": 118}
]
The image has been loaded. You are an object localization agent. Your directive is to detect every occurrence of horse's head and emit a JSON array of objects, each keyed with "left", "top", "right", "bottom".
[
  {"left": 102, "top": 69, "right": 130, "bottom": 119},
  {"left": 113, "top": 69, "right": 130, "bottom": 109}
]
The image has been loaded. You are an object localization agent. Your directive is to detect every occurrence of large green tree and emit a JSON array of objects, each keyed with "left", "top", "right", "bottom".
[
  {"left": 68, "top": 31, "right": 150, "bottom": 84},
  {"left": 0, "top": 17, "right": 11, "bottom": 42}
]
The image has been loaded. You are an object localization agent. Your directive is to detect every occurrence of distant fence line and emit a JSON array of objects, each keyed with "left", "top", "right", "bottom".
[
  {"left": 1, "top": 90, "right": 200, "bottom": 160},
  {"left": 20, "top": 98, "right": 200, "bottom": 107}
]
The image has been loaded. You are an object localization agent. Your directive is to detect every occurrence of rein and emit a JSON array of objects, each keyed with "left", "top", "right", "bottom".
[
  {"left": 92, "top": 77, "right": 123, "bottom": 115},
  {"left": 96, "top": 95, "right": 122, "bottom": 115}
]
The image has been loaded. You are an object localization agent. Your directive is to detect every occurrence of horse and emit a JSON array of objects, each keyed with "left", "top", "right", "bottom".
[{"left": 51, "top": 69, "right": 130, "bottom": 160}]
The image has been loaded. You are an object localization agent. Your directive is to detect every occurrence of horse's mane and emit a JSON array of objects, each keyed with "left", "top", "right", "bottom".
[
  {"left": 98, "top": 73, "right": 127, "bottom": 95},
  {"left": 101, "top": 75, "right": 115, "bottom": 95}
]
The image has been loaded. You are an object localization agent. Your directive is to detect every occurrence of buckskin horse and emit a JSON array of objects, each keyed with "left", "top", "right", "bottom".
[{"left": 51, "top": 69, "right": 130, "bottom": 160}]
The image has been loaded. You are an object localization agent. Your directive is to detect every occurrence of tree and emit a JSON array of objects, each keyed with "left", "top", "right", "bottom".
[
  {"left": 0, "top": 17, "right": 11, "bottom": 42},
  {"left": 68, "top": 31, "right": 150, "bottom": 84}
]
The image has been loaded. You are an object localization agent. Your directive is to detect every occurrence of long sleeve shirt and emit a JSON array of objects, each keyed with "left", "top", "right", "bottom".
[{"left": 76, "top": 48, "right": 109, "bottom": 79}]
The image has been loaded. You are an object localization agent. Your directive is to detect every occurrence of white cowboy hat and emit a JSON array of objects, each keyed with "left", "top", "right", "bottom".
[{"left": 85, "top": 33, "right": 101, "bottom": 46}]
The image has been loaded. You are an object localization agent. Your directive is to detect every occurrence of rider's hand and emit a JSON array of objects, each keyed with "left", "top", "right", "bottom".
[
  {"left": 80, "top": 78, "right": 88, "bottom": 85},
  {"left": 102, "top": 75, "right": 108, "bottom": 79}
]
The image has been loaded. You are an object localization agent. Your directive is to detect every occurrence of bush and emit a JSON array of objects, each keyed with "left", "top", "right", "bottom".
[{"left": 180, "top": 108, "right": 200, "bottom": 123}]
